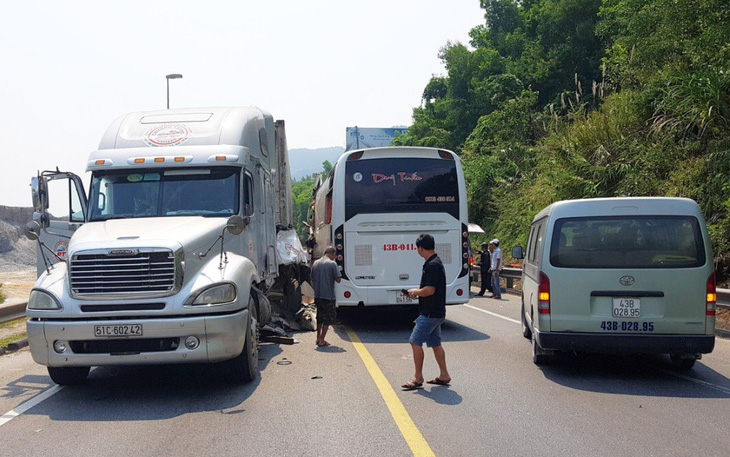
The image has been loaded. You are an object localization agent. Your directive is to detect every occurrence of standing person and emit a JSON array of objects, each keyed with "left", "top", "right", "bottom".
[
  {"left": 488, "top": 239, "right": 502, "bottom": 299},
  {"left": 477, "top": 242, "right": 492, "bottom": 296},
  {"left": 311, "top": 246, "right": 341, "bottom": 347},
  {"left": 401, "top": 234, "right": 451, "bottom": 390}
]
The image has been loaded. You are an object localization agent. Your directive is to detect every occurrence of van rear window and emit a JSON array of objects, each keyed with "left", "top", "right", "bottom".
[{"left": 550, "top": 216, "right": 705, "bottom": 268}]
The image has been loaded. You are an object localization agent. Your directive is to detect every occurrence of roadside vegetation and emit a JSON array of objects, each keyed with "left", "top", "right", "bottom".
[
  {"left": 0, "top": 283, "right": 5, "bottom": 305},
  {"left": 0, "top": 317, "right": 26, "bottom": 349},
  {"left": 393, "top": 0, "right": 730, "bottom": 283},
  {"left": 291, "top": 160, "right": 333, "bottom": 242}
]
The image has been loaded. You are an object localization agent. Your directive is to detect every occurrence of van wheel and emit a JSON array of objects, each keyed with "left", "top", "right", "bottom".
[
  {"left": 225, "top": 295, "right": 260, "bottom": 383},
  {"left": 47, "top": 366, "right": 90, "bottom": 385},
  {"left": 521, "top": 302, "right": 532, "bottom": 340},
  {"left": 670, "top": 354, "right": 696, "bottom": 371},
  {"left": 531, "top": 330, "right": 551, "bottom": 365}
]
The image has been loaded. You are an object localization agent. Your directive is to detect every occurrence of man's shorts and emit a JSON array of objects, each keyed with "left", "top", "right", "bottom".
[
  {"left": 315, "top": 298, "right": 337, "bottom": 326},
  {"left": 409, "top": 315, "right": 445, "bottom": 347}
]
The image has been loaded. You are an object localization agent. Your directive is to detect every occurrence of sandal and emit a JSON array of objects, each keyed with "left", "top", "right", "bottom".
[
  {"left": 426, "top": 377, "right": 451, "bottom": 386},
  {"left": 401, "top": 380, "right": 423, "bottom": 391}
]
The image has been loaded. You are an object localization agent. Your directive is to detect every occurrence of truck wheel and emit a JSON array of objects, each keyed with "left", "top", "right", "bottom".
[
  {"left": 531, "top": 330, "right": 552, "bottom": 365},
  {"left": 521, "top": 301, "right": 532, "bottom": 340},
  {"left": 225, "top": 295, "right": 260, "bottom": 383},
  {"left": 47, "top": 366, "right": 90, "bottom": 385},
  {"left": 670, "top": 354, "right": 696, "bottom": 371}
]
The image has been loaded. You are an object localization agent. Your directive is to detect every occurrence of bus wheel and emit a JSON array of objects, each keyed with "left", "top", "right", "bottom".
[
  {"left": 48, "top": 366, "right": 90, "bottom": 385},
  {"left": 225, "top": 296, "right": 260, "bottom": 383}
]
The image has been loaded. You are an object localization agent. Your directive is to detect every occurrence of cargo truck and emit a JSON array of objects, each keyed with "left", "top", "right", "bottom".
[{"left": 24, "top": 106, "right": 304, "bottom": 385}]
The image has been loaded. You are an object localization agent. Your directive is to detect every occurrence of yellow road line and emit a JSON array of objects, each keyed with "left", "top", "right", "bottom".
[{"left": 344, "top": 326, "right": 436, "bottom": 457}]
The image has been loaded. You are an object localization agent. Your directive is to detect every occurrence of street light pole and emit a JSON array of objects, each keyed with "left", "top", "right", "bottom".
[{"left": 165, "top": 74, "right": 183, "bottom": 109}]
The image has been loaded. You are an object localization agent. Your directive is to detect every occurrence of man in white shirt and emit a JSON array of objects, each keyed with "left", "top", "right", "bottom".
[{"left": 488, "top": 239, "right": 502, "bottom": 299}]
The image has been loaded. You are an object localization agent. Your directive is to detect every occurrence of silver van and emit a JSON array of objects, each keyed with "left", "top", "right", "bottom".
[{"left": 513, "top": 197, "right": 716, "bottom": 369}]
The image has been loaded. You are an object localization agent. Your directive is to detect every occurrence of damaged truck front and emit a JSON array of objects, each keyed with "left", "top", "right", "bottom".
[{"left": 25, "top": 107, "right": 304, "bottom": 385}]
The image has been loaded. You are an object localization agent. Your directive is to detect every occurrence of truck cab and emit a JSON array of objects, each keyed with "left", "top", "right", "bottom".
[{"left": 25, "top": 107, "right": 301, "bottom": 385}]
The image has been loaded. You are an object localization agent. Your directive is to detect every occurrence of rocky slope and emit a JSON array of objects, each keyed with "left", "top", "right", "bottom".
[{"left": 0, "top": 205, "right": 35, "bottom": 272}]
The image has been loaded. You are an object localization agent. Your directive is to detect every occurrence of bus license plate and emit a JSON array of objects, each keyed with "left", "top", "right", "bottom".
[
  {"left": 396, "top": 292, "right": 415, "bottom": 304},
  {"left": 94, "top": 324, "right": 143, "bottom": 337},
  {"left": 612, "top": 298, "right": 640, "bottom": 318}
]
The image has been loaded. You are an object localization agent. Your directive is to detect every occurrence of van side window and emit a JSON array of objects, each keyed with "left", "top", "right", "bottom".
[
  {"left": 525, "top": 225, "right": 536, "bottom": 264},
  {"left": 533, "top": 222, "right": 545, "bottom": 266}
]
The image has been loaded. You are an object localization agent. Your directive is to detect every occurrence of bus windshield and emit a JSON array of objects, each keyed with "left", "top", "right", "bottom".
[
  {"left": 88, "top": 167, "right": 239, "bottom": 221},
  {"left": 344, "top": 157, "right": 459, "bottom": 220}
]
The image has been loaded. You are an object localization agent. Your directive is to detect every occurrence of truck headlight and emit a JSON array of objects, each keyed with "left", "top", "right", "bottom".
[
  {"left": 189, "top": 283, "right": 236, "bottom": 306},
  {"left": 28, "top": 290, "right": 62, "bottom": 310}
]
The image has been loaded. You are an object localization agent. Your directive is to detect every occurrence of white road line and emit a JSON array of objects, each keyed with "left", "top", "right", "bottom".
[
  {"left": 658, "top": 369, "right": 730, "bottom": 396},
  {"left": 464, "top": 303, "right": 730, "bottom": 396},
  {"left": 463, "top": 303, "right": 520, "bottom": 325},
  {"left": 0, "top": 385, "right": 64, "bottom": 427}
]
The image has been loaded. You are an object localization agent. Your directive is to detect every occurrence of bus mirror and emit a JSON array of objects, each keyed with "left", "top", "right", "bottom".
[
  {"left": 226, "top": 215, "right": 248, "bottom": 235},
  {"left": 512, "top": 246, "right": 524, "bottom": 259},
  {"left": 25, "top": 220, "right": 42, "bottom": 241}
]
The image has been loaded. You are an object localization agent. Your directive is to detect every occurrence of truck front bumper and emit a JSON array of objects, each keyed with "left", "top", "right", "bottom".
[{"left": 27, "top": 309, "right": 248, "bottom": 367}]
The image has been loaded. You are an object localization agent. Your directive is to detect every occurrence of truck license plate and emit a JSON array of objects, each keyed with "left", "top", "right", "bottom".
[
  {"left": 612, "top": 298, "right": 640, "bottom": 318},
  {"left": 94, "top": 324, "right": 143, "bottom": 337}
]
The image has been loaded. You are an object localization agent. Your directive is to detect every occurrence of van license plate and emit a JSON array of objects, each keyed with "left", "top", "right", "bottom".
[
  {"left": 94, "top": 324, "right": 143, "bottom": 337},
  {"left": 396, "top": 292, "right": 415, "bottom": 304},
  {"left": 612, "top": 298, "right": 640, "bottom": 318}
]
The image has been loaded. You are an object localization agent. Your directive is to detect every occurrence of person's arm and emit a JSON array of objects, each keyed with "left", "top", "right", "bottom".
[{"left": 407, "top": 286, "right": 435, "bottom": 299}]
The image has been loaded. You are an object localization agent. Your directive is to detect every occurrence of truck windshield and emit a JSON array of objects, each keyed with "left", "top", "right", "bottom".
[
  {"left": 88, "top": 167, "right": 239, "bottom": 221},
  {"left": 549, "top": 216, "right": 706, "bottom": 268}
]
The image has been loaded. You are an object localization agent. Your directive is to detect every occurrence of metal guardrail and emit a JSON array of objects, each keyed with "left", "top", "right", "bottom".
[
  {"left": 470, "top": 267, "right": 522, "bottom": 289},
  {"left": 717, "top": 288, "right": 729, "bottom": 309},
  {"left": 0, "top": 302, "right": 27, "bottom": 325}
]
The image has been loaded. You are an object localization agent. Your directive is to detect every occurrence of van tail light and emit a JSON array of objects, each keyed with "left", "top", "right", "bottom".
[
  {"left": 469, "top": 255, "right": 474, "bottom": 268},
  {"left": 538, "top": 272, "right": 550, "bottom": 314},
  {"left": 706, "top": 273, "right": 716, "bottom": 317}
]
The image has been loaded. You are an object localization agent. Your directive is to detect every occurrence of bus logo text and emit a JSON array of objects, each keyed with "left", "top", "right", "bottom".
[{"left": 372, "top": 172, "right": 423, "bottom": 186}]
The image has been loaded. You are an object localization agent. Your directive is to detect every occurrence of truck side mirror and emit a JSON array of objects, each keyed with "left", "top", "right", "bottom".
[
  {"left": 30, "top": 176, "right": 47, "bottom": 212},
  {"left": 226, "top": 215, "right": 248, "bottom": 235},
  {"left": 512, "top": 246, "right": 524, "bottom": 259},
  {"left": 25, "top": 220, "right": 42, "bottom": 241}
]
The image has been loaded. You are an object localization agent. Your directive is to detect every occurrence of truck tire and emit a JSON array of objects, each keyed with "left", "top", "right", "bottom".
[
  {"left": 47, "top": 366, "right": 90, "bottom": 385},
  {"left": 225, "top": 294, "right": 260, "bottom": 383}
]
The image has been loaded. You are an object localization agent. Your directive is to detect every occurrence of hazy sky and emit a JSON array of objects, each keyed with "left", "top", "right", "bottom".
[{"left": 0, "top": 0, "right": 484, "bottom": 207}]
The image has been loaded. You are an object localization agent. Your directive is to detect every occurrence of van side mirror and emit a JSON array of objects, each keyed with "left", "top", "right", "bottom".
[
  {"left": 512, "top": 246, "right": 524, "bottom": 259},
  {"left": 226, "top": 215, "right": 248, "bottom": 235},
  {"left": 25, "top": 220, "right": 42, "bottom": 241}
]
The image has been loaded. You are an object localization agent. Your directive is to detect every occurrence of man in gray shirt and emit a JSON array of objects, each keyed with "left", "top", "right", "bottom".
[{"left": 311, "top": 246, "right": 341, "bottom": 347}]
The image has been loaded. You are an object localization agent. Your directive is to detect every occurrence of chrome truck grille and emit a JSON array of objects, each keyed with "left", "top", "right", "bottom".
[{"left": 69, "top": 248, "right": 183, "bottom": 299}]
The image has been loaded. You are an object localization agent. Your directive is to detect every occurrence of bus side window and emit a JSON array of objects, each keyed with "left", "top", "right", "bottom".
[{"left": 325, "top": 191, "right": 332, "bottom": 224}]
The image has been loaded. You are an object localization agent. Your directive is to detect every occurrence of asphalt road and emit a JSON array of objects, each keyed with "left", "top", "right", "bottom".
[{"left": 1, "top": 291, "right": 729, "bottom": 457}]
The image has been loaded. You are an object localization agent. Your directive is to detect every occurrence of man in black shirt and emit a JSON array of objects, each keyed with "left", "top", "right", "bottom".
[
  {"left": 401, "top": 234, "right": 451, "bottom": 390},
  {"left": 477, "top": 242, "right": 492, "bottom": 296}
]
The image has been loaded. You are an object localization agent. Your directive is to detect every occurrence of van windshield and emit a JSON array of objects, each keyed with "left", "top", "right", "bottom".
[
  {"left": 88, "top": 167, "right": 239, "bottom": 221},
  {"left": 550, "top": 216, "right": 705, "bottom": 268},
  {"left": 344, "top": 157, "right": 459, "bottom": 221}
]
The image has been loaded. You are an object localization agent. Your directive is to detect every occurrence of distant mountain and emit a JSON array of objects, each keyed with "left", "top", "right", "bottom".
[
  {"left": 288, "top": 147, "right": 344, "bottom": 181},
  {"left": 0, "top": 205, "right": 35, "bottom": 272}
]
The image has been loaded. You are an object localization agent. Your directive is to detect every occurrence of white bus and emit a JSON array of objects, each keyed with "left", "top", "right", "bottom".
[{"left": 309, "top": 146, "right": 470, "bottom": 308}]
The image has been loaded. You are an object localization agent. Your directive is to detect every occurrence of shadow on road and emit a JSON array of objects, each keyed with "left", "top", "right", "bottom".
[
  {"left": 333, "top": 307, "right": 489, "bottom": 345},
  {"left": 538, "top": 352, "right": 730, "bottom": 398},
  {"left": 15, "top": 341, "right": 285, "bottom": 421}
]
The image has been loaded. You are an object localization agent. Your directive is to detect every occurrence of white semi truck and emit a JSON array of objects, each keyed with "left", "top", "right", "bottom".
[{"left": 24, "top": 107, "right": 304, "bottom": 385}]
